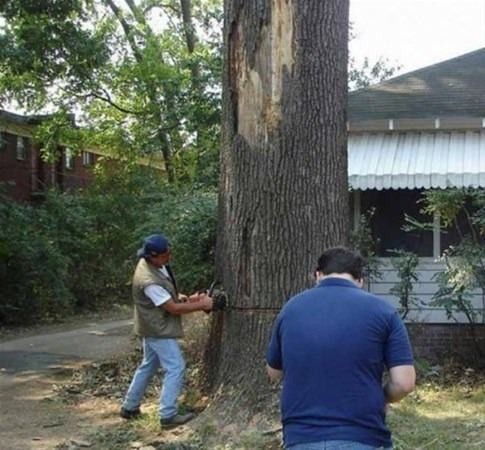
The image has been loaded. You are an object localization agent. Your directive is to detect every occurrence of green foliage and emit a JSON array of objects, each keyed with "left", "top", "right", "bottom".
[
  {"left": 0, "top": 2, "right": 396, "bottom": 188},
  {"left": 431, "top": 239, "right": 484, "bottom": 360},
  {"left": 432, "top": 246, "right": 480, "bottom": 324},
  {"left": 349, "top": 56, "right": 401, "bottom": 91},
  {"left": 0, "top": 0, "right": 222, "bottom": 187},
  {"left": 421, "top": 189, "right": 485, "bottom": 326},
  {"left": 350, "top": 207, "right": 382, "bottom": 289},
  {"left": 348, "top": 22, "right": 401, "bottom": 91},
  {"left": 420, "top": 189, "right": 470, "bottom": 228},
  {"left": 0, "top": 0, "right": 109, "bottom": 108},
  {"left": 405, "top": 188, "right": 484, "bottom": 355},
  {"left": 389, "top": 250, "right": 420, "bottom": 320},
  {"left": 138, "top": 188, "right": 217, "bottom": 292},
  {"left": 0, "top": 167, "right": 217, "bottom": 325},
  {"left": 34, "top": 111, "right": 87, "bottom": 161},
  {"left": 0, "top": 192, "right": 74, "bottom": 324}
]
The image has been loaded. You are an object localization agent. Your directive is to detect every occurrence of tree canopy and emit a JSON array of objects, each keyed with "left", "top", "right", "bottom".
[
  {"left": 0, "top": 1, "right": 399, "bottom": 187},
  {"left": 0, "top": 0, "right": 223, "bottom": 185}
]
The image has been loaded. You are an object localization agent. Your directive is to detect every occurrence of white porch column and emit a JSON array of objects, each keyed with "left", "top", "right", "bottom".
[{"left": 433, "top": 212, "right": 441, "bottom": 259}]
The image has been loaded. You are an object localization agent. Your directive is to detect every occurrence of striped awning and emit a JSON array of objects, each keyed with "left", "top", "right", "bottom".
[{"left": 348, "top": 131, "right": 485, "bottom": 190}]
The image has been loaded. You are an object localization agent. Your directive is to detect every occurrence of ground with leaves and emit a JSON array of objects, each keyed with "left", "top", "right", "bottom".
[
  {"left": 1, "top": 314, "right": 484, "bottom": 449},
  {"left": 50, "top": 358, "right": 485, "bottom": 450},
  {"left": 55, "top": 319, "right": 485, "bottom": 450}
]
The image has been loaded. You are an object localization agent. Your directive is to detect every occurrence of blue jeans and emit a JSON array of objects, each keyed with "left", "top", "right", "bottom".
[
  {"left": 122, "top": 337, "right": 185, "bottom": 419},
  {"left": 287, "top": 441, "right": 392, "bottom": 450}
]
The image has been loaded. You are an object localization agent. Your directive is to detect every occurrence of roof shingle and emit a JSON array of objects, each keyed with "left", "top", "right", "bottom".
[{"left": 348, "top": 48, "right": 485, "bottom": 121}]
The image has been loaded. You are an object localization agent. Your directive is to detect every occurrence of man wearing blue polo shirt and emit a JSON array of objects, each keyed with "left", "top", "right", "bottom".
[{"left": 266, "top": 247, "right": 415, "bottom": 450}]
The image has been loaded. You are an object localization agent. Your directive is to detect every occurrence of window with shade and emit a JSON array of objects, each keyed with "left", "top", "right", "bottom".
[
  {"left": 65, "top": 148, "right": 74, "bottom": 169},
  {"left": 0, "top": 133, "right": 7, "bottom": 152},
  {"left": 82, "top": 151, "right": 94, "bottom": 166},
  {"left": 16, "top": 136, "right": 27, "bottom": 160}
]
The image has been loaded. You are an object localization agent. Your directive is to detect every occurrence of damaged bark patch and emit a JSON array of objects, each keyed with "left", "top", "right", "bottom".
[{"left": 232, "top": 0, "right": 294, "bottom": 148}]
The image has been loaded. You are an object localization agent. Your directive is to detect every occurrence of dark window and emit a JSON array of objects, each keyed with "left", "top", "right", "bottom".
[
  {"left": 361, "top": 189, "right": 433, "bottom": 257},
  {"left": 0, "top": 133, "right": 6, "bottom": 152}
]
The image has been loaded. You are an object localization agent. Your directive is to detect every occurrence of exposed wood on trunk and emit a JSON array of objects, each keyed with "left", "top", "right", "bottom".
[{"left": 232, "top": 0, "right": 294, "bottom": 147}]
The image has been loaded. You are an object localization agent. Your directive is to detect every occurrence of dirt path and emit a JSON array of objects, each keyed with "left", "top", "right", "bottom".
[{"left": 0, "top": 319, "right": 133, "bottom": 450}]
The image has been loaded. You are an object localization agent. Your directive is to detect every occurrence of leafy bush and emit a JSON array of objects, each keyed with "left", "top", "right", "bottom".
[
  {"left": 0, "top": 194, "right": 74, "bottom": 324},
  {"left": 0, "top": 172, "right": 218, "bottom": 325},
  {"left": 405, "top": 188, "right": 484, "bottom": 358},
  {"left": 389, "top": 249, "right": 420, "bottom": 320},
  {"left": 421, "top": 189, "right": 485, "bottom": 327},
  {"left": 137, "top": 188, "right": 217, "bottom": 293},
  {"left": 350, "top": 207, "right": 382, "bottom": 290}
]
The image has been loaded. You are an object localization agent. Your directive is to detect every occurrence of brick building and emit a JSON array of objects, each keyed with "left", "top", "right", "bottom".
[{"left": 0, "top": 110, "right": 97, "bottom": 202}]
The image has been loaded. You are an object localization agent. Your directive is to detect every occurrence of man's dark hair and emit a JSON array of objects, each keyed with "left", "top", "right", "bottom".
[{"left": 316, "top": 247, "right": 365, "bottom": 280}]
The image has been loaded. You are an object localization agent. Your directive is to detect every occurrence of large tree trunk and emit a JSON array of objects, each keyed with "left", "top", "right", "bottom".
[{"left": 206, "top": 0, "right": 350, "bottom": 413}]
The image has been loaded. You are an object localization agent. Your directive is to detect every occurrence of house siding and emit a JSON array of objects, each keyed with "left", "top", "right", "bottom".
[
  {"left": 369, "top": 259, "right": 485, "bottom": 324},
  {"left": 368, "top": 260, "right": 485, "bottom": 364}
]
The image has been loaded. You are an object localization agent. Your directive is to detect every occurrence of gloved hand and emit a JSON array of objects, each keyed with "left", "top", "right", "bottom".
[{"left": 211, "top": 290, "right": 227, "bottom": 311}]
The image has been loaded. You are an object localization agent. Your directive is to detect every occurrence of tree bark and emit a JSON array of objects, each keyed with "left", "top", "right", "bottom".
[{"left": 206, "top": 0, "right": 350, "bottom": 412}]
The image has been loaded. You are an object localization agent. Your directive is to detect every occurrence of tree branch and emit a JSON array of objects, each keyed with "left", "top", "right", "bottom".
[
  {"left": 90, "top": 89, "right": 146, "bottom": 115},
  {"left": 104, "top": 0, "right": 176, "bottom": 183},
  {"left": 143, "top": 1, "right": 180, "bottom": 16},
  {"left": 180, "top": 0, "right": 196, "bottom": 53},
  {"left": 104, "top": 0, "right": 143, "bottom": 63},
  {"left": 125, "top": 0, "right": 150, "bottom": 29}
]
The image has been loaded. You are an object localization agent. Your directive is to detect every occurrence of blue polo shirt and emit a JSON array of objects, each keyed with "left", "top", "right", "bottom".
[{"left": 266, "top": 278, "right": 414, "bottom": 448}]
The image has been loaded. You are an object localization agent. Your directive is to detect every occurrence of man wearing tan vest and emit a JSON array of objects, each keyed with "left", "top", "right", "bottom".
[{"left": 121, "top": 234, "right": 213, "bottom": 427}]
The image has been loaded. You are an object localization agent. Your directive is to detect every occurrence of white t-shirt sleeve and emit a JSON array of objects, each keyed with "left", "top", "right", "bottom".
[{"left": 144, "top": 284, "right": 172, "bottom": 306}]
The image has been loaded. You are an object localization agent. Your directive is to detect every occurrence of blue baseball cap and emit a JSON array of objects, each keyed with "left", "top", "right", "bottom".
[{"left": 137, "top": 234, "right": 170, "bottom": 258}]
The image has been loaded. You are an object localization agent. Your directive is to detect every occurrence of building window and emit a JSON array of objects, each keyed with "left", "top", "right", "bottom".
[
  {"left": 0, "top": 133, "right": 6, "bottom": 152},
  {"left": 82, "top": 151, "right": 94, "bottom": 166},
  {"left": 16, "top": 136, "right": 27, "bottom": 160},
  {"left": 65, "top": 148, "right": 74, "bottom": 170}
]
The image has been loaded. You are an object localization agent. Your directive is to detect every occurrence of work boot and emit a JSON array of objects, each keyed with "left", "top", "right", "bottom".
[
  {"left": 120, "top": 407, "right": 141, "bottom": 419},
  {"left": 160, "top": 412, "right": 196, "bottom": 428}
]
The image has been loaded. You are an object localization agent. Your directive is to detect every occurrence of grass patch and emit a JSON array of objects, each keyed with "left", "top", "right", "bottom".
[{"left": 390, "top": 380, "right": 485, "bottom": 449}]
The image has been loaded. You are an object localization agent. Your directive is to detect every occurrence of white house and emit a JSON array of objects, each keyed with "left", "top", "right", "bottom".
[{"left": 348, "top": 48, "right": 485, "bottom": 327}]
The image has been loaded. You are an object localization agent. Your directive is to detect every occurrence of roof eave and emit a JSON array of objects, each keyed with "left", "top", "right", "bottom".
[{"left": 348, "top": 116, "right": 485, "bottom": 132}]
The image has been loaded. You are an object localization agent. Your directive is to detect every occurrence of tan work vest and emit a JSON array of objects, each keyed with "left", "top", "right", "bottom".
[{"left": 132, "top": 258, "right": 183, "bottom": 338}]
